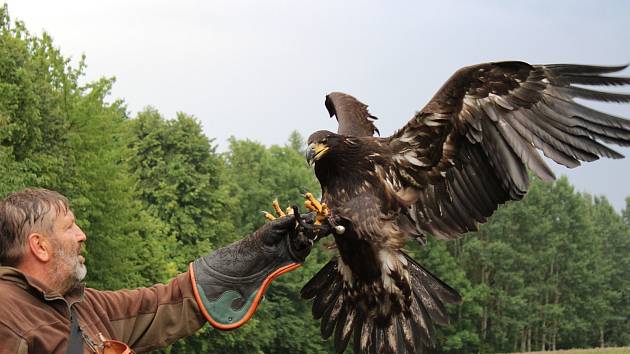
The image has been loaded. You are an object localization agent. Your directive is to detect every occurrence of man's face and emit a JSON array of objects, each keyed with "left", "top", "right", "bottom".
[{"left": 47, "top": 208, "right": 87, "bottom": 294}]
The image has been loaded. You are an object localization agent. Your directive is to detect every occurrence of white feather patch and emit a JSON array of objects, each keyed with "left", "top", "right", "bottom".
[
  {"left": 378, "top": 250, "right": 402, "bottom": 295},
  {"left": 397, "top": 253, "right": 408, "bottom": 266},
  {"left": 399, "top": 132, "right": 416, "bottom": 143},
  {"left": 338, "top": 257, "right": 353, "bottom": 284}
]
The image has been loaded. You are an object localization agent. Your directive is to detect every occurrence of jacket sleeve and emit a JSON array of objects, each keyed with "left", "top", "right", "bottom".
[
  {"left": 0, "top": 323, "right": 28, "bottom": 354},
  {"left": 83, "top": 271, "right": 206, "bottom": 352}
]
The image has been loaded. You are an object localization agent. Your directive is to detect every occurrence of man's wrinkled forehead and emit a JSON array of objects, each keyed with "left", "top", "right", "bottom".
[
  {"left": 48, "top": 199, "right": 69, "bottom": 217},
  {"left": 44, "top": 200, "right": 71, "bottom": 229},
  {"left": 52, "top": 199, "right": 69, "bottom": 216}
]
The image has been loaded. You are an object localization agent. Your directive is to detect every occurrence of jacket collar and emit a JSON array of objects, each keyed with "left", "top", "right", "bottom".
[{"left": 0, "top": 266, "right": 85, "bottom": 306}]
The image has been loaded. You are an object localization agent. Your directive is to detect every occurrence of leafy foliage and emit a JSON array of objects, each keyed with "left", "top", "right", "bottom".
[{"left": 1, "top": 6, "right": 629, "bottom": 352}]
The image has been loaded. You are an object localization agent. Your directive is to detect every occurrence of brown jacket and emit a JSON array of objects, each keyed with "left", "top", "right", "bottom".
[{"left": 0, "top": 267, "right": 206, "bottom": 353}]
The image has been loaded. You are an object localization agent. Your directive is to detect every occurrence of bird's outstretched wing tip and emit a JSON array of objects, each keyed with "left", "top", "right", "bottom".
[{"left": 323, "top": 91, "right": 380, "bottom": 137}]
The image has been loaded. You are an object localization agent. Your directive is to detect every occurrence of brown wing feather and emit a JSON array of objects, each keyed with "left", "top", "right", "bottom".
[
  {"left": 326, "top": 92, "right": 380, "bottom": 137},
  {"left": 388, "top": 61, "right": 630, "bottom": 240}
]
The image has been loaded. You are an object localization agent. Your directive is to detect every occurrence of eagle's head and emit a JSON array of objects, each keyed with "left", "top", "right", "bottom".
[{"left": 306, "top": 130, "right": 345, "bottom": 166}]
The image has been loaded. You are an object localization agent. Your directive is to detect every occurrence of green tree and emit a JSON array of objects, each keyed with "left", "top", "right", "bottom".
[
  {"left": 0, "top": 5, "right": 157, "bottom": 290},
  {"left": 127, "top": 108, "right": 237, "bottom": 269},
  {"left": 218, "top": 135, "right": 332, "bottom": 354},
  {"left": 3, "top": 5, "right": 629, "bottom": 352},
  {"left": 588, "top": 196, "right": 630, "bottom": 347}
]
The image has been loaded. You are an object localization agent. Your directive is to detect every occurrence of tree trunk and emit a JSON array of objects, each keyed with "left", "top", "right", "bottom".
[
  {"left": 481, "top": 306, "right": 488, "bottom": 341},
  {"left": 513, "top": 333, "right": 518, "bottom": 353},
  {"left": 541, "top": 291, "right": 548, "bottom": 351},
  {"left": 600, "top": 327, "right": 605, "bottom": 348},
  {"left": 480, "top": 231, "right": 489, "bottom": 341},
  {"left": 553, "top": 285, "right": 560, "bottom": 351},
  {"left": 453, "top": 238, "right": 461, "bottom": 258},
  {"left": 481, "top": 263, "right": 488, "bottom": 340},
  {"left": 541, "top": 322, "right": 546, "bottom": 351}
]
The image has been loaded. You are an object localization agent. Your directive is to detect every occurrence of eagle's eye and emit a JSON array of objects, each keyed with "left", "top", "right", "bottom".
[{"left": 321, "top": 138, "right": 328, "bottom": 144}]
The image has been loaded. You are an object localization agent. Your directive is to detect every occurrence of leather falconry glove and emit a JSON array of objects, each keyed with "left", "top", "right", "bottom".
[{"left": 190, "top": 212, "right": 324, "bottom": 330}]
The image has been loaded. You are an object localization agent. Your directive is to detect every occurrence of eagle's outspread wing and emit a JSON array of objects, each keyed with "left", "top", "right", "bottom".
[
  {"left": 389, "top": 61, "right": 630, "bottom": 239},
  {"left": 326, "top": 91, "right": 380, "bottom": 137},
  {"left": 303, "top": 62, "right": 630, "bottom": 354}
]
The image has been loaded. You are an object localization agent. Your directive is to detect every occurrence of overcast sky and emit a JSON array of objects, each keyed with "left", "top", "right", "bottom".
[{"left": 6, "top": 0, "right": 630, "bottom": 209}]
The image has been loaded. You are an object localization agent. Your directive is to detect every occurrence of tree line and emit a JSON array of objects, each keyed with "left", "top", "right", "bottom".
[{"left": 1, "top": 6, "right": 628, "bottom": 352}]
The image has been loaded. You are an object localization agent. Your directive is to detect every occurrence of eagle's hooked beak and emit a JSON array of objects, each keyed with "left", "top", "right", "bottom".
[{"left": 306, "top": 143, "right": 330, "bottom": 166}]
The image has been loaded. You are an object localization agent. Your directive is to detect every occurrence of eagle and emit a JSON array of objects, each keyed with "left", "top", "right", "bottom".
[{"left": 299, "top": 61, "right": 630, "bottom": 354}]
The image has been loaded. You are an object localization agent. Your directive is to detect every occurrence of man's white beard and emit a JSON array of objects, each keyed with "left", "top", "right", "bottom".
[
  {"left": 74, "top": 258, "right": 87, "bottom": 281},
  {"left": 50, "top": 247, "right": 87, "bottom": 294}
]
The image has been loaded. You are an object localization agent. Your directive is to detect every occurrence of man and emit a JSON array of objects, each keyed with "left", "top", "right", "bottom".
[{"left": 0, "top": 188, "right": 316, "bottom": 353}]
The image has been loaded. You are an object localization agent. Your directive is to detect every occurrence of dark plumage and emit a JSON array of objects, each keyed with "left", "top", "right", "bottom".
[{"left": 301, "top": 62, "right": 630, "bottom": 353}]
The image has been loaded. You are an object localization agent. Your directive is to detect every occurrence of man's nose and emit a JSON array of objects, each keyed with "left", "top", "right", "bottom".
[{"left": 76, "top": 226, "right": 87, "bottom": 242}]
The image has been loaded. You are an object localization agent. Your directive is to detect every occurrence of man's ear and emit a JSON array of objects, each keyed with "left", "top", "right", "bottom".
[{"left": 27, "top": 233, "right": 53, "bottom": 262}]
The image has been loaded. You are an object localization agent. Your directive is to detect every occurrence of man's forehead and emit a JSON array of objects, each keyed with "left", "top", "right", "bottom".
[
  {"left": 62, "top": 209, "right": 74, "bottom": 220},
  {"left": 52, "top": 204, "right": 73, "bottom": 221}
]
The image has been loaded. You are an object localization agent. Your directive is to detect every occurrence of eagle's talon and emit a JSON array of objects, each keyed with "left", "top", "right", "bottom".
[
  {"left": 304, "top": 192, "right": 322, "bottom": 211},
  {"left": 272, "top": 199, "right": 286, "bottom": 217},
  {"left": 261, "top": 211, "right": 276, "bottom": 221},
  {"left": 303, "top": 202, "right": 317, "bottom": 214},
  {"left": 303, "top": 191, "right": 330, "bottom": 225},
  {"left": 291, "top": 205, "right": 334, "bottom": 241},
  {"left": 262, "top": 199, "right": 292, "bottom": 222}
]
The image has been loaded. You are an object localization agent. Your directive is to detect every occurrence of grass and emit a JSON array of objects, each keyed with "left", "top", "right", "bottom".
[{"left": 519, "top": 347, "right": 630, "bottom": 354}]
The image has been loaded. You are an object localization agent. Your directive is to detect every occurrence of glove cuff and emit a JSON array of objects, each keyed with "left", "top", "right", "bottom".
[{"left": 189, "top": 261, "right": 301, "bottom": 330}]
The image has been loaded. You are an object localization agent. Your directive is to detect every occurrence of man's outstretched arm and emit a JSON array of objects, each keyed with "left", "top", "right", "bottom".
[
  {"left": 84, "top": 214, "right": 314, "bottom": 352},
  {"left": 190, "top": 214, "right": 313, "bottom": 329}
]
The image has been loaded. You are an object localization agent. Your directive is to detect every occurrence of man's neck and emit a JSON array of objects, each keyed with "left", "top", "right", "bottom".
[{"left": 17, "top": 260, "right": 60, "bottom": 294}]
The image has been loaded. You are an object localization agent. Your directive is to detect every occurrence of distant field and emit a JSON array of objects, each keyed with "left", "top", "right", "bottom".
[{"left": 520, "top": 347, "right": 630, "bottom": 354}]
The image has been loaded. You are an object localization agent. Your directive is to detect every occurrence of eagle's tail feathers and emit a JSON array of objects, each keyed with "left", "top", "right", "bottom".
[
  {"left": 403, "top": 251, "right": 463, "bottom": 305},
  {"left": 302, "top": 254, "right": 460, "bottom": 353},
  {"left": 333, "top": 306, "right": 355, "bottom": 353},
  {"left": 320, "top": 287, "right": 344, "bottom": 338},
  {"left": 312, "top": 277, "right": 342, "bottom": 320},
  {"left": 301, "top": 259, "right": 337, "bottom": 300}
]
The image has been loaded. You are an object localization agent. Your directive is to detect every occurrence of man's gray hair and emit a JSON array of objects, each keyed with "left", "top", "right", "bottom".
[{"left": 0, "top": 188, "right": 69, "bottom": 266}]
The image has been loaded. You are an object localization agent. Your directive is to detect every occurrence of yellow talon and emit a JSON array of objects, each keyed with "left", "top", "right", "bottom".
[
  {"left": 315, "top": 204, "right": 328, "bottom": 225},
  {"left": 263, "top": 199, "right": 295, "bottom": 222},
  {"left": 304, "top": 192, "right": 323, "bottom": 212},
  {"left": 263, "top": 211, "right": 276, "bottom": 221},
  {"left": 303, "top": 192, "right": 328, "bottom": 225},
  {"left": 272, "top": 199, "right": 286, "bottom": 217}
]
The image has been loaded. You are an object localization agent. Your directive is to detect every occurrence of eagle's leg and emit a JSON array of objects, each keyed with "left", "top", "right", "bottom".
[
  {"left": 326, "top": 214, "right": 345, "bottom": 235},
  {"left": 262, "top": 199, "right": 294, "bottom": 221},
  {"left": 303, "top": 192, "right": 345, "bottom": 235},
  {"left": 262, "top": 199, "right": 334, "bottom": 241},
  {"left": 290, "top": 205, "right": 338, "bottom": 241},
  {"left": 303, "top": 192, "right": 329, "bottom": 225}
]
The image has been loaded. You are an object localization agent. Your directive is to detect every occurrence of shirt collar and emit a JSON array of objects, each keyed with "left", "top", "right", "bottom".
[{"left": 0, "top": 266, "right": 85, "bottom": 306}]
